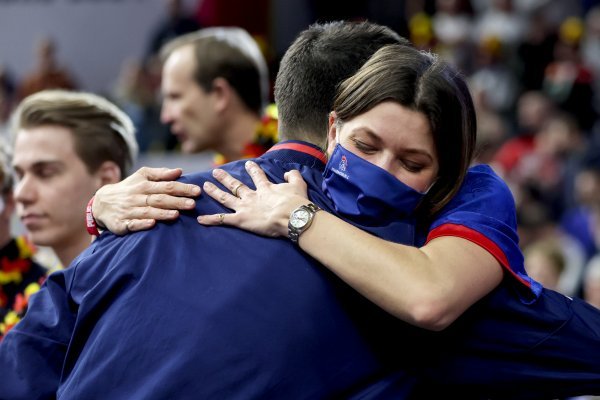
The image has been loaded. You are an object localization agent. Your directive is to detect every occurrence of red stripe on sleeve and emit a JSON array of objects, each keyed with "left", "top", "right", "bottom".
[{"left": 427, "top": 223, "right": 532, "bottom": 289}]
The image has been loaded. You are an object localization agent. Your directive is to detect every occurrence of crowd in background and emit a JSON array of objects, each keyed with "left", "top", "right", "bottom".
[{"left": 1, "top": 0, "right": 600, "bottom": 306}]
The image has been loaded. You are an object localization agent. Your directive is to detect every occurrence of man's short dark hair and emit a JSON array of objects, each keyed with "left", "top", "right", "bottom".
[{"left": 274, "top": 21, "right": 410, "bottom": 148}]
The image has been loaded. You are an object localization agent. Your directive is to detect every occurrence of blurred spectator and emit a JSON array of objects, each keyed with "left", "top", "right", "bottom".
[
  {"left": 111, "top": 59, "right": 162, "bottom": 153},
  {"left": 560, "top": 158, "right": 600, "bottom": 260},
  {"left": 159, "top": 27, "right": 276, "bottom": 164},
  {"left": 583, "top": 255, "right": 600, "bottom": 309},
  {"left": 472, "top": 0, "right": 527, "bottom": 49},
  {"left": 543, "top": 16, "right": 597, "bottom": 132},
  {"left": 408, "top": 12, "right": 437, "bottom": 50},
  {"left": 0, "top": 90, "right": 138, "bottom": 339},
  {"left": 16, "top": 37, "right": 77, "bottom": 101},
  {"left": 0, "top": 142, "right": 47, "bottom": 339},
  {"left": 142, "top": 0, "right": 200, "bottom": 151},
  {"left": 432, "top": 0, "right": 475, "bottom": 71},
  {"left": 511, "top": 112, "right": 585, "bottom": 218},
  {"left": 535, "top": 0, "right": 582, "bottom": 28},
  {"left": 474, "top": 110, "right": 509, "bottom": 164},
  {"left": 145, "top": 0, "right": 200, "bottom": 60},
  {"left": 524, "top": 238, "right": 566, "bottom": 291},
  {"left": 582, "top": 6, "right": 600, "bottom": 112},
  {"left": 433, "top": 0, "right": 473, "bottom": 43},
  {"left": 468, "top": 35, "right": 520, "bottom": 115},
  {"left": 516, "top": 199, "right": 586, "bottom": 296},
  {"left": 516, "top": 9, "right": 557, "bottom": 91},
  {"left": 0, "top": 66, "right": 16, "bottom": 135},
  {"left": 491, "top": 90, "right": 554, "bottom": 176},
  {"left": 10, "top": 90, "right": 138, "bottom": 267}
]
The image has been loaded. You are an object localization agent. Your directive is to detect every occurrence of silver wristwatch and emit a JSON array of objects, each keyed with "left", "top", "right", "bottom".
[{"left": 288, "top": 203, "right": 321, "bottom": 244}]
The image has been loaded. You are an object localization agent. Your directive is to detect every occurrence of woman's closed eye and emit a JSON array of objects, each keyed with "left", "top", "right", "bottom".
[
  {"left": 402, "top": 160, "right": 425, "bottom": 173},
  {"left": 351, "top": 138, "right": 378, "bottom": 154}
]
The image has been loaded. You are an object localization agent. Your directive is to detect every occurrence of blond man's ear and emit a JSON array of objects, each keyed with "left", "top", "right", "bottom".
[{"left": 95, "top": 160, "right": 122, "bottom": 188}]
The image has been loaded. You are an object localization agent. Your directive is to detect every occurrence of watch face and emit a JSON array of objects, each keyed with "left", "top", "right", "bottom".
[{"left": 290, "top": 209, "right": 310, "bottom": 228}]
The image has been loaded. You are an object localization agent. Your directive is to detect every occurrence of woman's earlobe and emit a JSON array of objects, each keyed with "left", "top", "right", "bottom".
[
  {"left": 326, "top": 123, "right": 338, "bottom": 155},
  {"left": 328, "top": 111, "right": 337, "bottom": 127}
]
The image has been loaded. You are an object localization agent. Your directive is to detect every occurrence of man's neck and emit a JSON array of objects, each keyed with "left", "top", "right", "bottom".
[
  {"left": 218, "top": 110, "right": 261, "bottom": 162},
  {"left": 278, "top": 129, "right": 328, "bottom": 152},
  {"left": 52, "top": 233, "right": 91, "bottom": 268}
]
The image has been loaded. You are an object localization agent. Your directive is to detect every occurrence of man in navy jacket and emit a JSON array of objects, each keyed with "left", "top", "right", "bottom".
[
  {"left": 2, "top": 21, "right": 600, "bottom": 400},
  {"left": 0, "top": 21, "right": 425, "bottom": 399}
]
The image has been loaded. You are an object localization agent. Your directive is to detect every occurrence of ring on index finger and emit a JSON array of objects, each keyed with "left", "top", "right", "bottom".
[
  {"left": 232, "top": 183, "right": 244, "bottom": 198},
  {"left": 218, "top": 213, "right": 225, "bottom": 225},
  {"left": 124, "top": 219, "right": 133, "bottom": 232}
]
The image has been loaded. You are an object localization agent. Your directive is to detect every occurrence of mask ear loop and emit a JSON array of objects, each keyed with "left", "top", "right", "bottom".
[
  {"left": 326, "top": 113, "right": 342, "bottom": 155},
  {"left": 334, "top": 116, "right": 343, "bottom": 145},
  {"left": 0, "top": 195, "right": 5, "bottom": 215},
  {"left": 422, "top": 178, "right": 438, "bottom": 195}
]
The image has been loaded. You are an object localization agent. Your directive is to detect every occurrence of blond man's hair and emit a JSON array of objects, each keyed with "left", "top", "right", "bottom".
[{"left": 10, "top": 90, "right": 138, "bottom": 176}]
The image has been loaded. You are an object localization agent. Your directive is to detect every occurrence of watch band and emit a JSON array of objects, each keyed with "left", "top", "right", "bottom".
[{"left": 288, "top": 203, "right": 321, "bottom": 244}]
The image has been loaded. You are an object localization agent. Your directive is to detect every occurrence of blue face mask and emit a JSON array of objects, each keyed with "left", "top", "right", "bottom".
[{"left": 322, "top": 143, "right": 428, "bottom": 225}]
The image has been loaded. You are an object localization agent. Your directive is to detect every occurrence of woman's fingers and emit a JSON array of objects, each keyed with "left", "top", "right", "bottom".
[
  {"left": 118, "top": 218, "right": 157, "bottom": 235},
  {"left": 211, "top": 169, "right": 253, "bottom": 197},
  {"left": 196, "top": 213, "right": 221, "bottom": 226},
  {"left": 93, "top": 171, "right": 199, "bottom": 235},
  {"left": 211, "top": 162, "right": 276, "bottom": 197},
  {"left": 245, "top": 161, "right": 271, "bottom": 189},
  {"left": 284, "top": 169, "right": 306, "bottom": 187},
  {"left": 202, "top": 181, "right": 240, "bottom": 209},
  {"left": 141, "top": 180, "right": 201, "bottom": 199},
  {"left": 137, "top": 166, "right": 183, "bottom": 182},
  {"left": 198, "top": 165, "right": 309, "bottom": 238},
  {"left": 126, "top": 168, "right": 200, "bottom": 201},
  {"left": 197, "top": 212, "right": 238, "bottom": 227},
  {"left": 143, "top": 191, "right": 197, "bottom": 210},
  {"left": 128, "top": 195, "right": 181, "bottom": 220}
]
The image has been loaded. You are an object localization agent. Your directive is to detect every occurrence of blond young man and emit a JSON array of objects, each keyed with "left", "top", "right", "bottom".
[{"left": 10, "top": 90, "right": 138, "bottom": 267}]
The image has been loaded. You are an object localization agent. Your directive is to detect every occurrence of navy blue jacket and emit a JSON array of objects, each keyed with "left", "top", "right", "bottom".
[
  {"left": 0, "top": 141, "right": 425, "bottom": 399},
  {"left": 1, "top": 141, "right": 599, "bottom": 399}
]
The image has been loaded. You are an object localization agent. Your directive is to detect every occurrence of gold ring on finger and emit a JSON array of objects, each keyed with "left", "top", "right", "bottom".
[{"left": 232, "top": 183, "right": 244, "bottom": 198}]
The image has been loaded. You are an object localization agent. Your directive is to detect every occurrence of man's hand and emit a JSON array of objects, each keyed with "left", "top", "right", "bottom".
[{"left": 92, "top": 167, "right": 201, "bottom": 235}]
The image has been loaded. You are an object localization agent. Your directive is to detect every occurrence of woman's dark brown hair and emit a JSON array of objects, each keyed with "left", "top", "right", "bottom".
[{"left": 333, "top": 44, "right": 477, "bottom": 220}]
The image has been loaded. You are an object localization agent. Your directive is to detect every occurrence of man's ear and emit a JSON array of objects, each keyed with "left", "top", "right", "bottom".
[
  {"left": 211, "top": 77, "right": 231, "bottom": 113},
  {"left": 95, "top": 161, "right": 122, "bottom": 187},
  {"left": 326, "top": 112, "right": 338, "bottom": 155}
]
